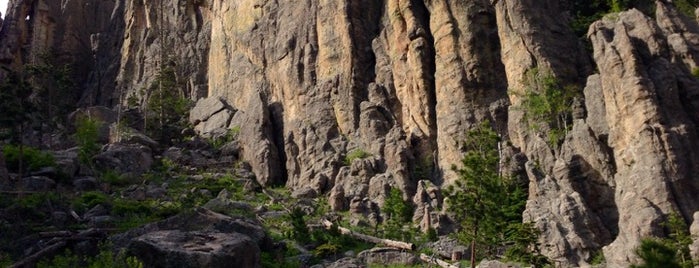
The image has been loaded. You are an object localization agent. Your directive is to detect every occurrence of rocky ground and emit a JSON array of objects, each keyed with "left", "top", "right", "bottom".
[{"left": 0, "top": 107, "right": 486, "bottom": 268}]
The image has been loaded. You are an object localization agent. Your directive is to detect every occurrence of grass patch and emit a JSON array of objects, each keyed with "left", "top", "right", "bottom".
[{"left": 344, "top": 149, "right": 371, "bottom": 166}]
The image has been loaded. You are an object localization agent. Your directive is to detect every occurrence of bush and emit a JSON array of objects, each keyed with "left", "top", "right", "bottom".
[
  {"left": 518, "top": 68, "right": 578, "bottom": 147},
  {"left": 381, "top": 187, "right": 414, "bottom": 241},
  {"left": 632, "top": 238, "right": 682, "bottom": 268},
  {"left": 72, "top": 191, "right": 111, "bottom": 214},
  {"left": 344, "top": 149, "right": 371, "bottom": 166},
  {"left": 2, "top": 144, "right": 55, "bottom": 172},
  {"left": 74, "top": 116, "right": 103, "bottom": 167},
  {"left": 37, "top": 248, "right": 143, "bottom": 268},
  {"left": 632, "top": 213, "right": 694, "bottom": 268}
]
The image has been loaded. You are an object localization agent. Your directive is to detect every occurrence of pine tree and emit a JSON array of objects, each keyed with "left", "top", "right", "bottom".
[{"left": 444, "top": 121, "right": 539, "bottom": 267}]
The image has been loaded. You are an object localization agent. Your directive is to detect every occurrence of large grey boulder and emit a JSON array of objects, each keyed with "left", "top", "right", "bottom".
[
  {"left": 190, "top": 97, "right": 237, "bottom": 138},
  {"left": 93, "top": 143, "right": 153, "bottom": 177},
  {"left": 52, "top": 148, "right": 80, "bottom": 178},
  {"left": 228, "top": 92, "right": 282, "bottom": 186},
  {"left": 112, "top": 208, "right": 271, "bottom": 252},
  {"left": 357, "top": 247, "right": 418, "bottom": 266},
  {"left": 130, "top": 230, "right": 260, "bottom": 268}
]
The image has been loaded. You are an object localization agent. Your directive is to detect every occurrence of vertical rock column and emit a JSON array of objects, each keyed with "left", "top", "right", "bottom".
[
  {"left": 589, "top": 9, "right": 699, "bottom": 266},
  {"left": 425, "top": 0, "right": 507, "bottom": 184}
]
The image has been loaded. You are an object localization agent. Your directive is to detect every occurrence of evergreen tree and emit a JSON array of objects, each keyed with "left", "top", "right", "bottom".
[
  {"left": 444, "top": 121, "right": 540, "bottom": 267},
  {"left": 381, "top": 187, "right": 414, "bottom": 241},
  {"left": 632, "top": 238, "right": 682, "bottom": 268},
  {"left": 144, "top": 65, "right": 191, "bottom": 145}
]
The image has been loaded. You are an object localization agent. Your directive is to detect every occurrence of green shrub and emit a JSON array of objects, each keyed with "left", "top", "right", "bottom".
[
  {"left": 590, "top": 249, "right": 606, "bottom": 265},
  {"left": 72, "top": 191, "right": 111, "bottom": 213},
  {"left": 74, "top": 116, "right": 103, "bottom": 167},
  {"left": 632, "top": 213, "right": 694, "bottom": 268},
  {"left": 518, "top": 68, "right": 578, "bottom": 147},
  {"left": 100, "top": 170, "right": 133, "bottom": 186},
  {"left": 381, "top": 187, "right": 414, "bottom": 241},
  {"left": 261, "top": 251, "right": 301, "bottom": 268},
  {"left": 286, "top": 207, "right": 311, "bottom": 244},
  {"left": 2, "top": 144, "right": 55, "bottom": 172},
  {"left": 632, "top": 238, "right": 682, "bottom": 268},
  {"left": 37, "top": 248, "right": 143, "bottom": 268},
  {"left": 344, "top": 149, "right": 371, "bottom": 166}
]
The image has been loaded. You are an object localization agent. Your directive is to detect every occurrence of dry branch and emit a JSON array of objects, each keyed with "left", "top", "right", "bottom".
[
  {"left": 11, "top": 228, "right": 111, "bottom": 267},
  {"left": 321, "top": 219, "right": 415, "bottom": 250},
  {"left": 10, "top": 241, "right": 67, "bottom": 268}
]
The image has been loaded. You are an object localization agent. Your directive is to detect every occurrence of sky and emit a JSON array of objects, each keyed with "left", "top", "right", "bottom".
[
  {"left": 0, "top": 0, "right": 10, "bottom": 18},
  {"left": 0, "top": 0, "right": 7, "bottom": 18}
]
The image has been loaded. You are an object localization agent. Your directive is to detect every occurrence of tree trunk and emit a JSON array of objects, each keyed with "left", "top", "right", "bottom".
[
  {"left": 471, "top": 225, "right": 478, "bottom": 268},
  {"left": 321, "top": 220, "right": 415, "bottom": 250}
]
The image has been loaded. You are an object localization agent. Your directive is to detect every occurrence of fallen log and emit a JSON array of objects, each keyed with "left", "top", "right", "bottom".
[
  {"left": 420, "top": 253, "right": 460, "bottom": 268},
  {"left": 11, "top": 228, "right": 112, "bottom": 267},
  {"left": 10, "top": 241, "right": 67, "bottom": 268},
  {"left": 321, "top": 219, "right": 415, "bottom": 251}
]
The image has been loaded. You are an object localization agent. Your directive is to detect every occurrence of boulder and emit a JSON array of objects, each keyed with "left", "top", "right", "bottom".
[
  {"left": 73, "top": 177, "right": 98, "bottom": 191},
  {"left": 477, "top": 260, "right": 522, "bottom": 268},
  {"left": 357, "top": 247, "right": 418, "bottom": 266},
  {"left": 203, "top": 190, "right": 254, "bottom": 215},
  {"left": 189, "top": 97, "right": 231, "bottom": 125},
  {"left": 323, "top": 257, "right": 365, "bottom": 268},
  {"left": 111, "top": 208, "right": 271, "bottom": 252},
  {"left": 130, "top": 230, "right": 260, "bottom": 268},
  {"left": 93, "top": 143, "right": 153, "bottom": 177},
  {"left": 425, "top": 237, "right": 469, "bottom": 260},
  {"left": 53, "top": 148, "right": 80, "bottom": 178},
  {"left": 190, "top": 97, "right": 237, "bottom": 138},
  {"left": 109, "top": 124, "right": 158, "bottom": 149},
  {"left": 20, "top": 176, "right": 56, "bottom": 191},
  {"left": 228, "top": 93, "right": 282, "bottom": 186}
]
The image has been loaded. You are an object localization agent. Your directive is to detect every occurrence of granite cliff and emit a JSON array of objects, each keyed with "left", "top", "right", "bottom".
[{"left": 2, "top": 0, "right": 699, "bottom": 266}]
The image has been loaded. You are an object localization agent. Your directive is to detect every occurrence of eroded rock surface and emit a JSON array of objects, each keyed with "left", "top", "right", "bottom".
[
  {"left": 2, "top": 0, "right": 699, "bottom": 266},
  {"left": 130, "top": 231, "right": 260, "bottom": 268}
]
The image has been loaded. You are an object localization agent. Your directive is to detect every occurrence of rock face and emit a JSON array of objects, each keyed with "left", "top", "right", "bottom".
[
  {"left": 585, "top": 6, "right": 699, "bottom": 266},
  {"left": 3, "top": 0, "right": 699, "bottom": 267},
  {"left": 691, "top": 212, "right": 699, "bottom": 263}
]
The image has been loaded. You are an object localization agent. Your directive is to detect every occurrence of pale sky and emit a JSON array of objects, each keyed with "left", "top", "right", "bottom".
[{"left": 0, "top": 0, "right": 7, "bottom": 18}]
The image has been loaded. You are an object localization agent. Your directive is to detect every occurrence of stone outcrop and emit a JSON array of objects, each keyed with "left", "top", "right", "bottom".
[
  {"left": 585, "top": 6, "right": 699, "bottom": 266},
  {"left": 357, "top": 247, "right": 418, "bottom": 266},
  {"left": 112, "top": 207, "right": 271, "bottom": 252},
  {"left": 3, "top": 0, "right": 699, "bottom": 267},
  {"left": 190, "top": 96, "right": 236, "bottom": 139},
  {"left": 93, "top": 143, "right": 153, "bottom": 177},
  {"left": 130, "top": 231, "right": 260, "bottom": 268},
  {"left": 114, "top": 208, "right": 269, "bottom": 268}
]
